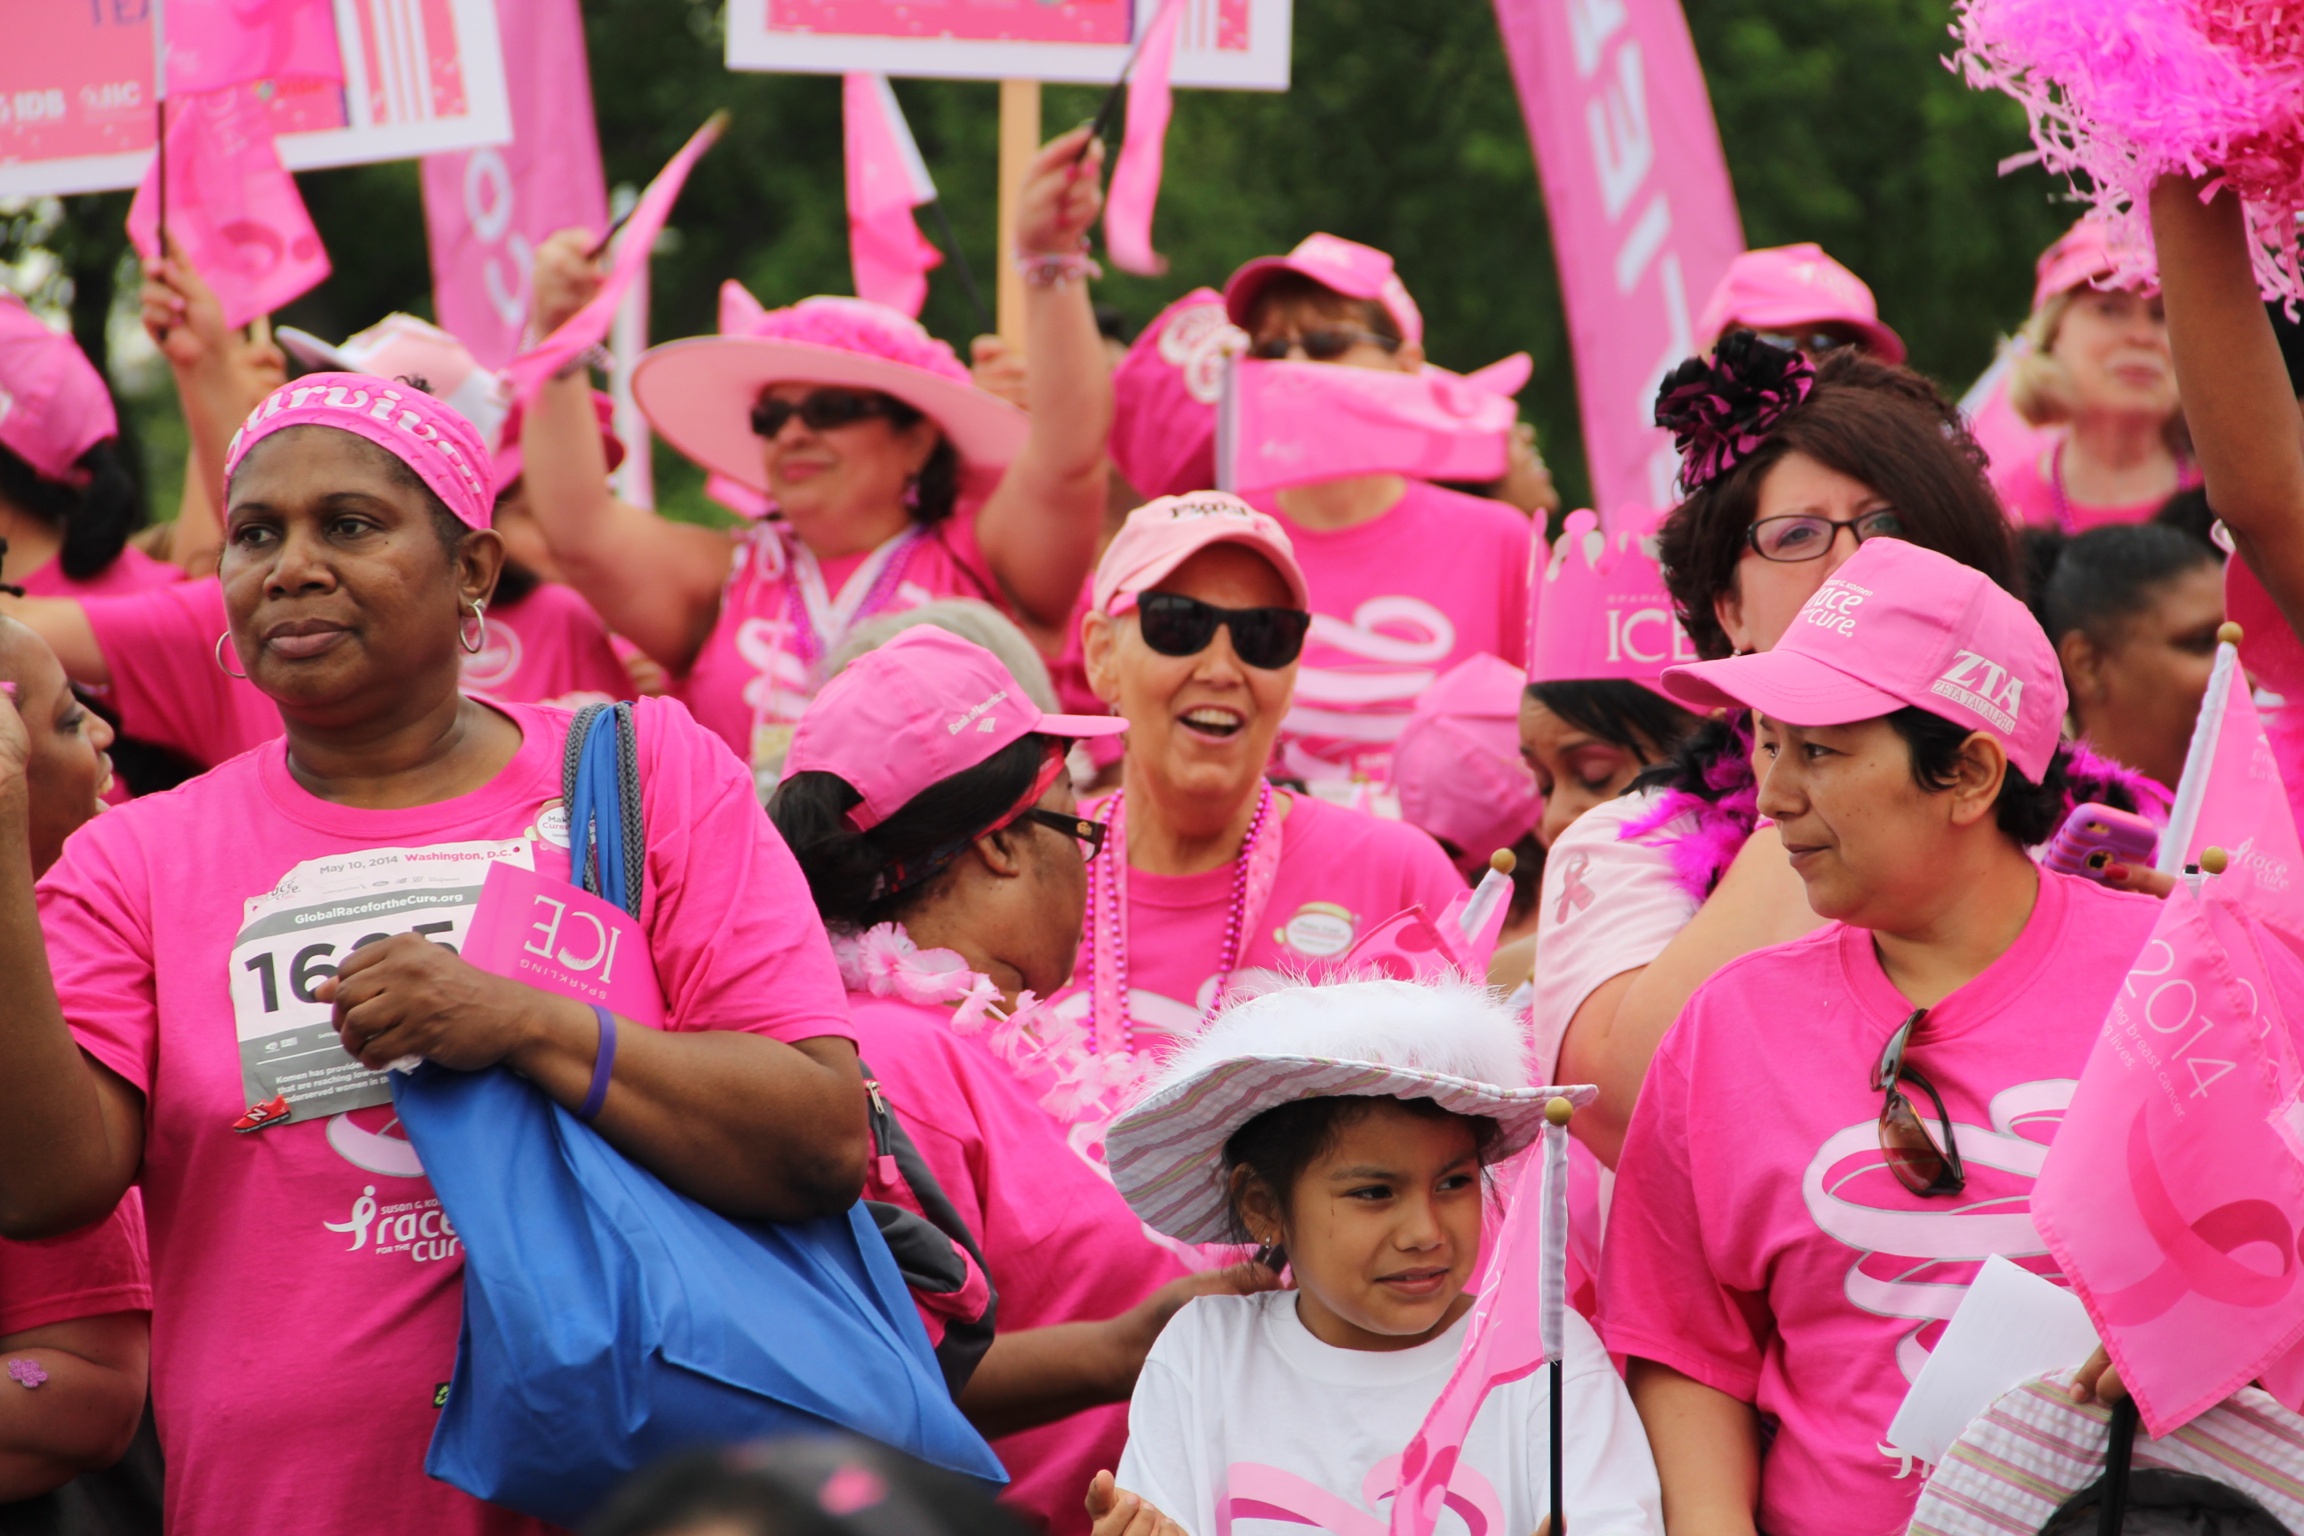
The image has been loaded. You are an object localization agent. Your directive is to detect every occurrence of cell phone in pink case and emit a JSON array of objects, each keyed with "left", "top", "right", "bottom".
[{"left": 2042, "top": 802, "right": 2160, "bottom": 882}]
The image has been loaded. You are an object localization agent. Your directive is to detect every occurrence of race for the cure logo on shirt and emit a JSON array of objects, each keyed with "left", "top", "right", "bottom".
[
  {"left": 1931, "top": 649, "right": 2026, "bottom": 734},
  {"left": 1801, "top": 577, "right": 1871, "bottom": 639},
  {"left": 229, "top": 839, "right": 535, "bottom": 1123}
]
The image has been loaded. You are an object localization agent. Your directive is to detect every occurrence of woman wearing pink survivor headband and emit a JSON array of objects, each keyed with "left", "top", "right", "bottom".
[
  {"left": 519, "top": 126, "right": 1114, "bottom": 792},
  {"left": 0, "top": 375, "right": 869, "bottom": 1536},
  {"left": 1599, "top": 537, "right": 2163, "bottom": 1536}
]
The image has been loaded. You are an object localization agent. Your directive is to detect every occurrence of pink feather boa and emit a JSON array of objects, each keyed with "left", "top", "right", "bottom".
[{"left": 1953, "top": 0, "right": 2304, "bottom": 304}]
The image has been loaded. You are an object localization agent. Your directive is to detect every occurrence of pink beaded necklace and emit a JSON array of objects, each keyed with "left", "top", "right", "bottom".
[{"left": 1086, "top": 780, "right": 1279, "bottom": 1056}]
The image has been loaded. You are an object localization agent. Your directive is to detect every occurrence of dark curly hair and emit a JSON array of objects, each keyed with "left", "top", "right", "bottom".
[{"left": 0, "top": 439, "right": 147, "bottom": 581}]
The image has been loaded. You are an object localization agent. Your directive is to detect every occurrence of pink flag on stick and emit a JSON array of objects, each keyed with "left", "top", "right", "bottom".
[
  {"left": 501, "top": 112, "right": 728, "bottom": 406},
  {"left": 2162, "top": 636, "right": 2304, "bottom": 929},
  {"left": 422, "top": 0, "right": 608, "bottom": 370},
  {"left": 1103, "top": 0, "right": 1185, "bottom": 277},
  {"left": 2033, "top": 858, "right": 2304, "bottom": 1437},
  {"left": 163, "top": 0, "right": 343, "bottom": 94},
  {"left": 843, "top": 73, "right": 943, "bottom": 318},
  {"left": 127, "top": 85, "right": 330, "bottom": 329},
  {"left": 1227, "top": 357, "right": 1516, "bottom": 492}
]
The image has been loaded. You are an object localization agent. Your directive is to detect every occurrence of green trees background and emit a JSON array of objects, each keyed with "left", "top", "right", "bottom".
[{"left": 4, "top": 0, "right": 2074, "bottom": 522}]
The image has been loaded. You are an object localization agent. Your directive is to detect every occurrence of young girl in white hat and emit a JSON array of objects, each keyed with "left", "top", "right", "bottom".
[{"left": 1093, "top": 977, "right": 1662, "bottom": 1536}]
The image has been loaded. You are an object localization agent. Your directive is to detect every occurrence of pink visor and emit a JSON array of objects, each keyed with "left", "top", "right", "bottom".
[
  {"left": 0, "top": 293, "right": 117, "bottom": 483},
  {"left": 786, "top": 626, "right": 1127, "bottom": 832},
  {"left": 2032, "top": 215, "right": 2156, "bottom": 311},
  {"left": 1092, "top": 492, "right": 1309, "bottom": 615},
  {"left": 1224, "top": 233, "right": 1424, "bottom": 347},
  {"left": 1393, "top": 653, "right": 1541, "bottom": 874},
  {"left": 1661, "top": 538, "right": 2064, "bottom": 781},
  {"left": 224, "top": 372, "right": 497, "bottom": 531},
  {"left": 1529, "top": 508, "right": 1693, "bottom": 696},
  {"left": 1695, "top": 244, "right": 1905, "bottom": 364},
  {"left": 277, "top": 314, "right": 509, "bottom": 448}
]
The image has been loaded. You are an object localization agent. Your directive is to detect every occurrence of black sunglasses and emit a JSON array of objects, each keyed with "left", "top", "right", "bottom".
[
  {"left": 1016, "top": 807, "right": 1107, "bottom": 859},
  {"left": 750, "top": 388, "right": 897, "bottom": 440},
  {"left": 1247, "top": 326, "right": 1399, "bottom": 362},
  {"left": 1871, "top": 1010, "right": 1966, "bottom": 1197},
  {"left": 1746, "top": 509, "right": 1904, "bottom": 563},
  {"left": 1136, "top": 592, "right": 1311, "bottom": 670}
]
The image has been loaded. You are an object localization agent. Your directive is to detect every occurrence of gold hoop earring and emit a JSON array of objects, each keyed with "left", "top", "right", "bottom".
[
  {"left": 459, "top": 598, "right": 488, "bottom": 656},
  {"left": 213, "top": 631, "right": 248, "bottom": 679}
]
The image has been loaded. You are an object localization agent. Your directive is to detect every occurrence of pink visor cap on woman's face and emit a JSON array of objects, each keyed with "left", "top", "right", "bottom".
[
  {"left": 0, "top": 293, "right": 117, "bottom": 483},
  {"left": 1223, "top": 233, "right": 1424, "bottom": 346},
  {"left": 1660, "top": 538, "right": 2065, "bottom": 781},
  {"left": 785, "top": 626, "right": 1126, "bottom": 832},
  {"left": 1695, "top": 244, "right": 1905, "bottom": 364},
  {"left": 224, "top": 373, "right": 498, "bottom": 532},
  {"left": 2032, "top": 216, "right": 2156, "bottom": 311},
  {"left": 1092, "top": 492, "right": 1310, "bottom": 615}
]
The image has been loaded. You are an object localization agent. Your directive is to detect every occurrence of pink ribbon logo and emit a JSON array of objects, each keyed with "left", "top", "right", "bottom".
[
  {"left": 1555, "top": 852, "right": 1594, "bottom": 923},
  {"left": 1216, "top": 1459, "right": 1502, "bottom": 1536},
  {"left": 2098, "top": 1107, "right": 2299, "bottom": 1325}
]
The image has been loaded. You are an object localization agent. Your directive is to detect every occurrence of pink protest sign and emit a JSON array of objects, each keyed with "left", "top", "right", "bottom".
[
  {"left": 1490, "top": 0, "right": 1744, "bottom": 522},
  {"left": 462, "top": 861, "right": 666, "bottom": 1027},
  {"left": 2033, "top": 862, "right": 2304, "bottom": 1436},
  {"left": 1228, "top": 357, "right": 1514, "bottom": 492},
  {"left": 167, "top": 0, "right": 343, "bottom": 96},
  {"left": 773, "top": 0, "right": 1128, "bottom": 45},
  {"left": 421, "top": 0, "right": 607, "bottom": 369}
]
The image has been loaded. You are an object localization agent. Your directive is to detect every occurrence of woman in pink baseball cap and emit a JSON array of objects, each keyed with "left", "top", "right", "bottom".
[
  {"left": 1993, "top": 216, "right": 2195, "bottom": 533},
  {"left": 1600, "top": 537, "right": 2164, "bottom": 1536},
  {"left": 0, "top": 376, "right": 871, "bottom": 1536},
  {"left": 769, "top": 624, "right": 1272, "bottom": 1535},
  {"left": 517, "top": 128, "right": 1115, "bottom": 792},
  {"left": 1694, "top": 243, "right": 1906, "bottom": 361}
]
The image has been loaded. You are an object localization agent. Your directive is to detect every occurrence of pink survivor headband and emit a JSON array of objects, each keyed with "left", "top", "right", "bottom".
[{"left": 224, "top": 371, "right": 496, "bottom": 531}]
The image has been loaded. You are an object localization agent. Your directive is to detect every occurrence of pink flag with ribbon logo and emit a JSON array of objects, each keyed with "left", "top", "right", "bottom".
[
  {"left": 1489, "top": 0, "right": 1744, "bottom": 523},
  {"left": 127, "top": 85, "right": 330, "bottom": 329},
  {"left": 1228, "top": 357, "right": 1515, "bottom": 492},
  {"left": 421, "top": 0, "right": 607, "bottom": 370},
  {"left": 2033, "top": 859, "right": 2304, "bottom": 1436},
  {"left": 1103, "top": 0, "right": 1185, "bottom": 277},
  {"left": 501, "top": 111, "right": 726, "bottom": 406},
  {"left": 843, "top": 73, "right": 943, "bottom": 318},
  {"left": 164, "top": 0, "right": 342, "bottom": 94}
]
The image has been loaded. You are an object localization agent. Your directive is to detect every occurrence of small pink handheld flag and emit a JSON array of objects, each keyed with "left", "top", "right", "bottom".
[
  {"left": 1103, "top": 0, "right": 1186, "bottom": 277},
  {"left": 1227, "top": 358, "right": 1518, "bottom": 492},
  {"left": 502, "top": 112, "right": 729, "bottom": 407},
  {"left": 2160, "top": 624, "right": 2304, "bottom": 928},
  {"left": 843, "top": 74, "right": 944, "bottom": 320}
]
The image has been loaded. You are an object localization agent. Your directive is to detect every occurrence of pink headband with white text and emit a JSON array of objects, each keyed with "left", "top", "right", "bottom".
[{"left": 224, "top": 371, "right": 496, "bottom": 531}]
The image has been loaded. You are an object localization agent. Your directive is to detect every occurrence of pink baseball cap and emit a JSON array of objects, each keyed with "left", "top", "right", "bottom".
[
  {"left": 1661, "top": 538, "right": 2064, "bottom": 781},
  {"left": 1092, "top": 492, "right": 1309, "bottom": 615},
  {"left": 1110, "top": 288, "right": 1232, "bottom": 500},
  {"left": 0, "top": 294, "right": 117, "bottom": 483},
  {"left": 1529, "top": 508, "right": 1693, "bottom": 697},
  {"left": 786, "top": 626, "right": 1126, "bottom": 831},
  {"left": 2032, "top": 216, "right": 2155, "bottom": 312},
  {"left": 1393, "top": 653, "right": 1541, "bottom": 875},
  {"left": 1224, "top": 234, "right": 1424, "bottom": 348},
  {"left": 1696, "top": 244, "right": 1905, "bottom": 364}
]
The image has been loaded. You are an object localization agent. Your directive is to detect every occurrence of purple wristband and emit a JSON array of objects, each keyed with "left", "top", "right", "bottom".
[{"left": 578, "top": 1005, "right": 616, "bottom": 1122}]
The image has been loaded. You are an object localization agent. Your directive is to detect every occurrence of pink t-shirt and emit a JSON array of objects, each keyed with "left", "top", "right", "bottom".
[
  {"left": 0, "top": 1195, "right": 150, "bottom": 1335},
  {"left": 1991, "top": 442, "right": 2198, "bottom": 532},
  {"left": 79, "top": 577, "right": 632, "bottom": 770},
  {"left": 1245, "top": 481, "right": 1533, "bottom": 790},
  {"left": 1051, "top": 794, "right": 1465, "bottom": 1045},
  {"left": 1598, "top": 869, "right": 2160, "bottom": 1536},
  {"left": 847, "top": 992, "right": 1190, "bottom": 1536},
  {"left": 17, "top": 543, "right": 183, "bottom": 599},
  {"left": 680, "top": 513, "right": 1007, "bottom": 773},
  {"left": 35, "top": 696, "right": 853, "bottom": 1536}
]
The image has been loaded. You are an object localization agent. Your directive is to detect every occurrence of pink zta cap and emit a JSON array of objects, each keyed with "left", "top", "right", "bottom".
[
  {"left": 0, "top": 294, "right": 117, "bottom": 484},
  {"left": 224, "top": 372, "right": 497, "bottom": 531},
  {"left": 1224, "top": 234, "right": 1424, "bottom": 347},
  {"left": 2032, "top": 216, "right": 2156, "bottom": 312},
  {"left": 1529, "top": 508, "right": 1693, "bottom": 697},
  {"left": 1661, "top": 538, "right": 2064, "bottom": 781},
  {"left": 786, "top": 625, "right": 1126, "bottom": 831},
  {"left": 1696, "top": 244, "right": 1905, "bottom": 364},
  {"left": 1393, "top": 653, "right": 1541, "bottom": 874},
  {"left": 1092, "top": 492, "right": 1310, "bottom": 615}
]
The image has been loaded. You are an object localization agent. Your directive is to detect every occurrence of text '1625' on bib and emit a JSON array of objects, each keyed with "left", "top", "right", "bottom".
[{"left": 227, "top": 839, "right": 537, "bottom": 1125}]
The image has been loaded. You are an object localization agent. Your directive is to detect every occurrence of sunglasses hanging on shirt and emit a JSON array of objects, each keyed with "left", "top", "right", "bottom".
[{"left": 1872, "top": 1009, "right": 1966, "bottom": 1197}]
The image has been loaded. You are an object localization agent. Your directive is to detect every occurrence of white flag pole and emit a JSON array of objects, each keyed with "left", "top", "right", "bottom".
[{"left": 2157, "top": 625, "right": 2245, "bottom": 875}]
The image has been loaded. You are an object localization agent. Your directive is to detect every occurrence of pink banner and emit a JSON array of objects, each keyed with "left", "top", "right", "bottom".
[
  {"left": 1227, "top": 357, "right": 1515, "bottom": 492},
  {"left": 1490, "top": 0, "right": 1743, "bottom": 522},
  {"left": 843, "top": 72, "right": 941, "bottom": 317},
  {"left": 768, "top": 0, "right": 1128, "bottom": 44},
  {"left": 2033, "top": 861, "right": 2304, "bottom": 1436},
  {"left": 1104, "top": 0, "right": 1185, "bottom": 277},
  {"left": 421, "top": 0, "right": 606, "bottom": 370}
]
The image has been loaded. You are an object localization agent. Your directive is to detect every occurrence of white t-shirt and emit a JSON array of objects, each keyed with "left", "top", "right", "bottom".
[
  {"left": 1530, "top": 789, "right": 1703, "bottom": 1082},
  {"left": 1117, "top": 1290, "right": 1661, "bottom": 1536}
]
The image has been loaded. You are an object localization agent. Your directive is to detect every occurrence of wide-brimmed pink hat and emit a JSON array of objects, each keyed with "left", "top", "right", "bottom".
[
  {"left": 1224, "top": 233, "right": 1424, "bottom": 347},
  {"left": 786, "top": 625, "right": 1126, "bottom": 832},
  {"left": 1662, "top": 538, "right": 2064, "bottom": 780},
  {"left": 1393, "top": 654, "right": 1541, "bottom": 874},
  {"left": 0, "top": 294, "right": 117, "bottom": 483},
  {"left": 2031, "top": 216, "right": 2156, "bottom": 312},
  {"left": 1530, "top": 507, "right": 1694, "bottom": 697},
  {"left": 1696, "top": 244, "right": 1905, "bottom": 364},
  {"left": 1092, "top": 492, "right": 1309, "bottom": 615},
  {"left": 633, "top": 292, "right": 1028, "bottom": 494}
]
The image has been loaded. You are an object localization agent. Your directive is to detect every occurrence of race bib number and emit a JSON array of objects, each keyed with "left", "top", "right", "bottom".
[{"left": 228, "top": 839, "right": 536, "bottom": 1123}]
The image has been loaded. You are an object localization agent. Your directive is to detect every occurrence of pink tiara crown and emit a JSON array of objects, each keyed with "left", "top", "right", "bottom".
[{"left": 1527, "top": 508, "right": 1692, "bottom": 697}]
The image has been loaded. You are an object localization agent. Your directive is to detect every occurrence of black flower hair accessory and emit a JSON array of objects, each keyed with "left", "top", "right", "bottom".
[{"left": 1654, "top": 328, "right": 1817, "bottom": 492}]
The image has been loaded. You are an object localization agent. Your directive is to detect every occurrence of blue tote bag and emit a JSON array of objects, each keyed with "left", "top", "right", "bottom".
[{"left": 395, "top": 704, "right": 1003, "bottom": 1528}]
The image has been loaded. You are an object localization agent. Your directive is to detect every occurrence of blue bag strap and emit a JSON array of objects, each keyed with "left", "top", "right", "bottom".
[{"left": 561, "top": 702, "right": 644, "bottom": 918}]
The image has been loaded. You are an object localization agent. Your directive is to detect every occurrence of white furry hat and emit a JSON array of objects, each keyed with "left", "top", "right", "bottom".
[{"left": 1105, "top": 976, "right": 1595, "bottom": 1243}]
